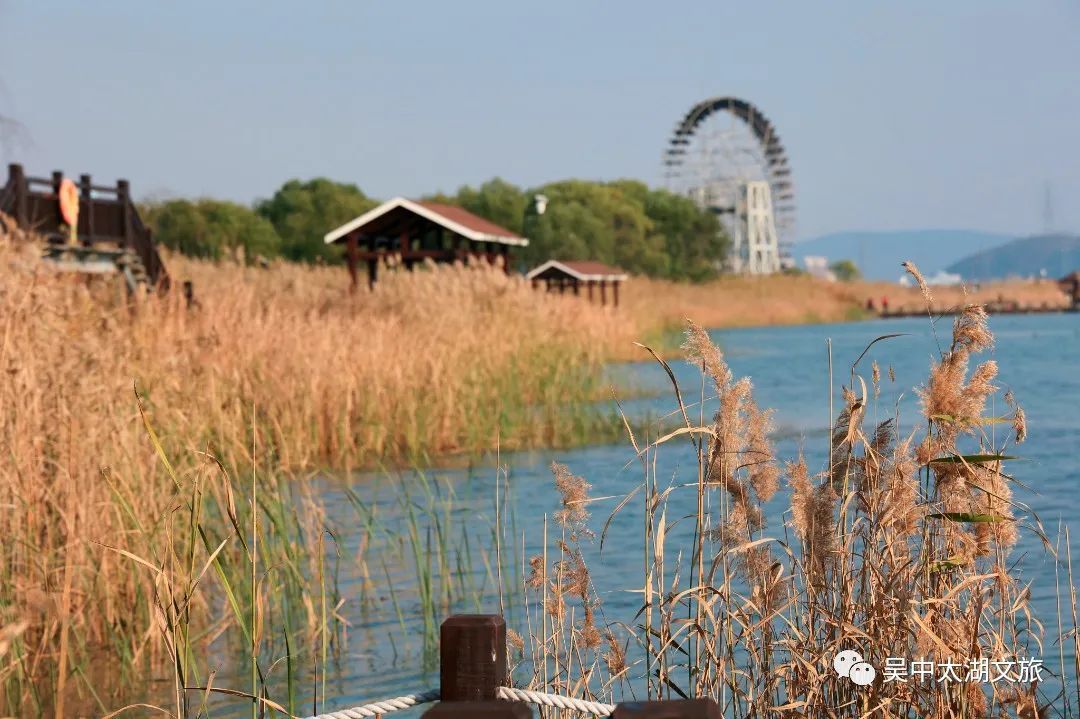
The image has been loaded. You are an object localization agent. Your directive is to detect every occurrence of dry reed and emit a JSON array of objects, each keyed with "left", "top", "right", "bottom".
[{"left": 520, "top": 270, "right": 1074, "bottom": 718}]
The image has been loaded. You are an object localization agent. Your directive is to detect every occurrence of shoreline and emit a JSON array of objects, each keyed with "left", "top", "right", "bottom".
[{"left": 621, "top": 273, "right": 1072, "bottom": 340}]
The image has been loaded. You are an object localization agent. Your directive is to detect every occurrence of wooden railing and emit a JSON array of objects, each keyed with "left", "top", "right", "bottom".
[{"left": 0, "top": 163, "right": 170, "bottom": 290}]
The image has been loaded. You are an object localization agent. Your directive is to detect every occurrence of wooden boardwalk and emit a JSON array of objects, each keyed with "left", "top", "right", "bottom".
[
  {"left": 0, "top": 163, "right": 169, "bottom": 290},
  {"left": 878, "top": 301, "right": 1077, "bottom": 319}
]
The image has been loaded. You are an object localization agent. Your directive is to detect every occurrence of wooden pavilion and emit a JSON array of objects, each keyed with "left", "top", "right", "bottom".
[
  {"left": 324, "top": 197, "right": 528, "bottom": 289},
  {"left": 526, "top": 260, "right": 628, "bottom": 307}
]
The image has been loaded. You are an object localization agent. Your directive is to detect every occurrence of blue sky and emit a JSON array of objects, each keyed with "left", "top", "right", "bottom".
[{"left": 1, "top": 1, "right": 1077, "bottom": 240}]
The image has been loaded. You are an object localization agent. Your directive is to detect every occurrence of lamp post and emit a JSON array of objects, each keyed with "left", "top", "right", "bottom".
[
  {"left": 522, "top": 193, "right": 548, "bottom": 236},
  {"left": 521, "top": 193, "right": 548, "bottom": 273}
]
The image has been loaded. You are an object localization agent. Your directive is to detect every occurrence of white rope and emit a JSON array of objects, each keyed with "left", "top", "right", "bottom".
[
  {"left": 303, "top": 688, "right": 440, "bottom": 719},
  {"left": 496, "top": 686, "right": 615, "bottom": 716},
  {"left": 304, "top": 686, "right": 616, "bottom": 719}
]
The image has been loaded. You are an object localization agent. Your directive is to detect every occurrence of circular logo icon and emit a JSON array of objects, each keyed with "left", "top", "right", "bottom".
[
  {"left": 849, "top": 661, "right": 877, "bottom": 686},
  {"left": 833, "top": 649, "right": 864, "bottom": 678}
]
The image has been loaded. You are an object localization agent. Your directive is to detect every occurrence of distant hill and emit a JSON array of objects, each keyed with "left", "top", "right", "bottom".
[
  {"left": 945, "top": 234, "right": 1080, "bottom": 281},
  {"left": 794, "top": 230, "right": 1013, "bottom": 281}
]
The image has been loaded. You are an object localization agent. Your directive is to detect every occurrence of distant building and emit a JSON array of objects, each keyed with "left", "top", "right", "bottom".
[
  {"left": 802, "top": 255, "right": 836, "bottom": 282},
  {"left": 898, "top": 270, "right": 963, "bottom": 286},
  {"left": 926, "top": 270, "right": 963, "bottom": 286}
]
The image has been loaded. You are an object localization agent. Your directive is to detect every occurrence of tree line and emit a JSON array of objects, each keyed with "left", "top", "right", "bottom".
[{"left": 140, "top": 177, "right": 731, "bottom": 281}]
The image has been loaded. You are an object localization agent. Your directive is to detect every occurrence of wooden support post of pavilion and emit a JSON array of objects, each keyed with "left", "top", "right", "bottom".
[{"left": 346, "top": 234, "right": 359, "bottom": 291}]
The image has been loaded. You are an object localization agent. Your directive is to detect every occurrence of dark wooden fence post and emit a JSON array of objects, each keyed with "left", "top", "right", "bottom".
[
  {"left": 613, "top": 699, "right": 721, "bottom": 719},
  {"left": 79, "top": 174, "right": 93, "bottom": 245},
  {"left": 117, "top": 179, "right": 131, "bottom": 248},
  {"left": 425, "top": 614, "right": 530, "bottom": 719},
  {"left": 51, "top": 171, "right": 64, "bottom": 235},
  {"left": 9, "top": 163, "right": 27, "bottom": 226}
]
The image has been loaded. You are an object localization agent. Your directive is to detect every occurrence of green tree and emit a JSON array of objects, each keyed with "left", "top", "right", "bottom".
[
  {"left": 256, "top": 178, "right": 379, "bottom": 263},
  {"left": 450, "top": 178, "right": 528, "bottom": 237},
  {"left": 830, "top": 259, "right": 862, "bottom": 282},
  {"left": 142, "top": 199, "right": 281, "bottom": 261},
  {"left": 640, "top": 187, "right": 728, "bottom": 281},
  {"left": 526, "top": 180, "right": 668, "bottom": 276}
]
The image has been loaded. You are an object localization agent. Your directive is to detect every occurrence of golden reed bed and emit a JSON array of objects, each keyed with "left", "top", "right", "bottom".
[{"left": 0, "top": 232, "right": 635, "bottom": 714}]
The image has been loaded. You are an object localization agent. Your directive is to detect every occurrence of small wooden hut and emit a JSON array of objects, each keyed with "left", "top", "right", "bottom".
[
  {"left": 324, "top": 197, "right": 528, "bottom": 289},
  {"left": 526, "top": 260, "right": 628, "bottom": 307}
]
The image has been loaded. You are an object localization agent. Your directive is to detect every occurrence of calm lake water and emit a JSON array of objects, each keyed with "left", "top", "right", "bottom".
[{"left": 204, "top": 313, "right": 1080, "bottom": 717}]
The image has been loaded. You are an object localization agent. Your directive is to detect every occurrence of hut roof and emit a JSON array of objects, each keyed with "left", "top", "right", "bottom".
[
  {"left": 526, "top": 260, "right": 628, "bottom": 282},
  {"left": 324, "top": 197, "right": 528, "bottom": 246}
]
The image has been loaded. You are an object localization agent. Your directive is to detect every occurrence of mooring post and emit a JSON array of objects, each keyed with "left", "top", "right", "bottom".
[
  {"left": 613, "top": 699, "right": 721, "bottom": 719},
  {"left": 427, "top": 614, "right": 530, "bottom": 719},
  {"left": 440, "top": 614, "right": 506, "bottom": 700}
]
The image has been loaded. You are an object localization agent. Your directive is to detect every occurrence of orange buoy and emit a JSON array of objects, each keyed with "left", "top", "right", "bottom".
[{"left": 58, "top": 178, "right": 79, "bottom": 243}]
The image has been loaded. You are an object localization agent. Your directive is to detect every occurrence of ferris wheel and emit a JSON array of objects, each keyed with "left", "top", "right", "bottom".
[{"left": 662, "top": 97, "right": 795, "bottom": 272}]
